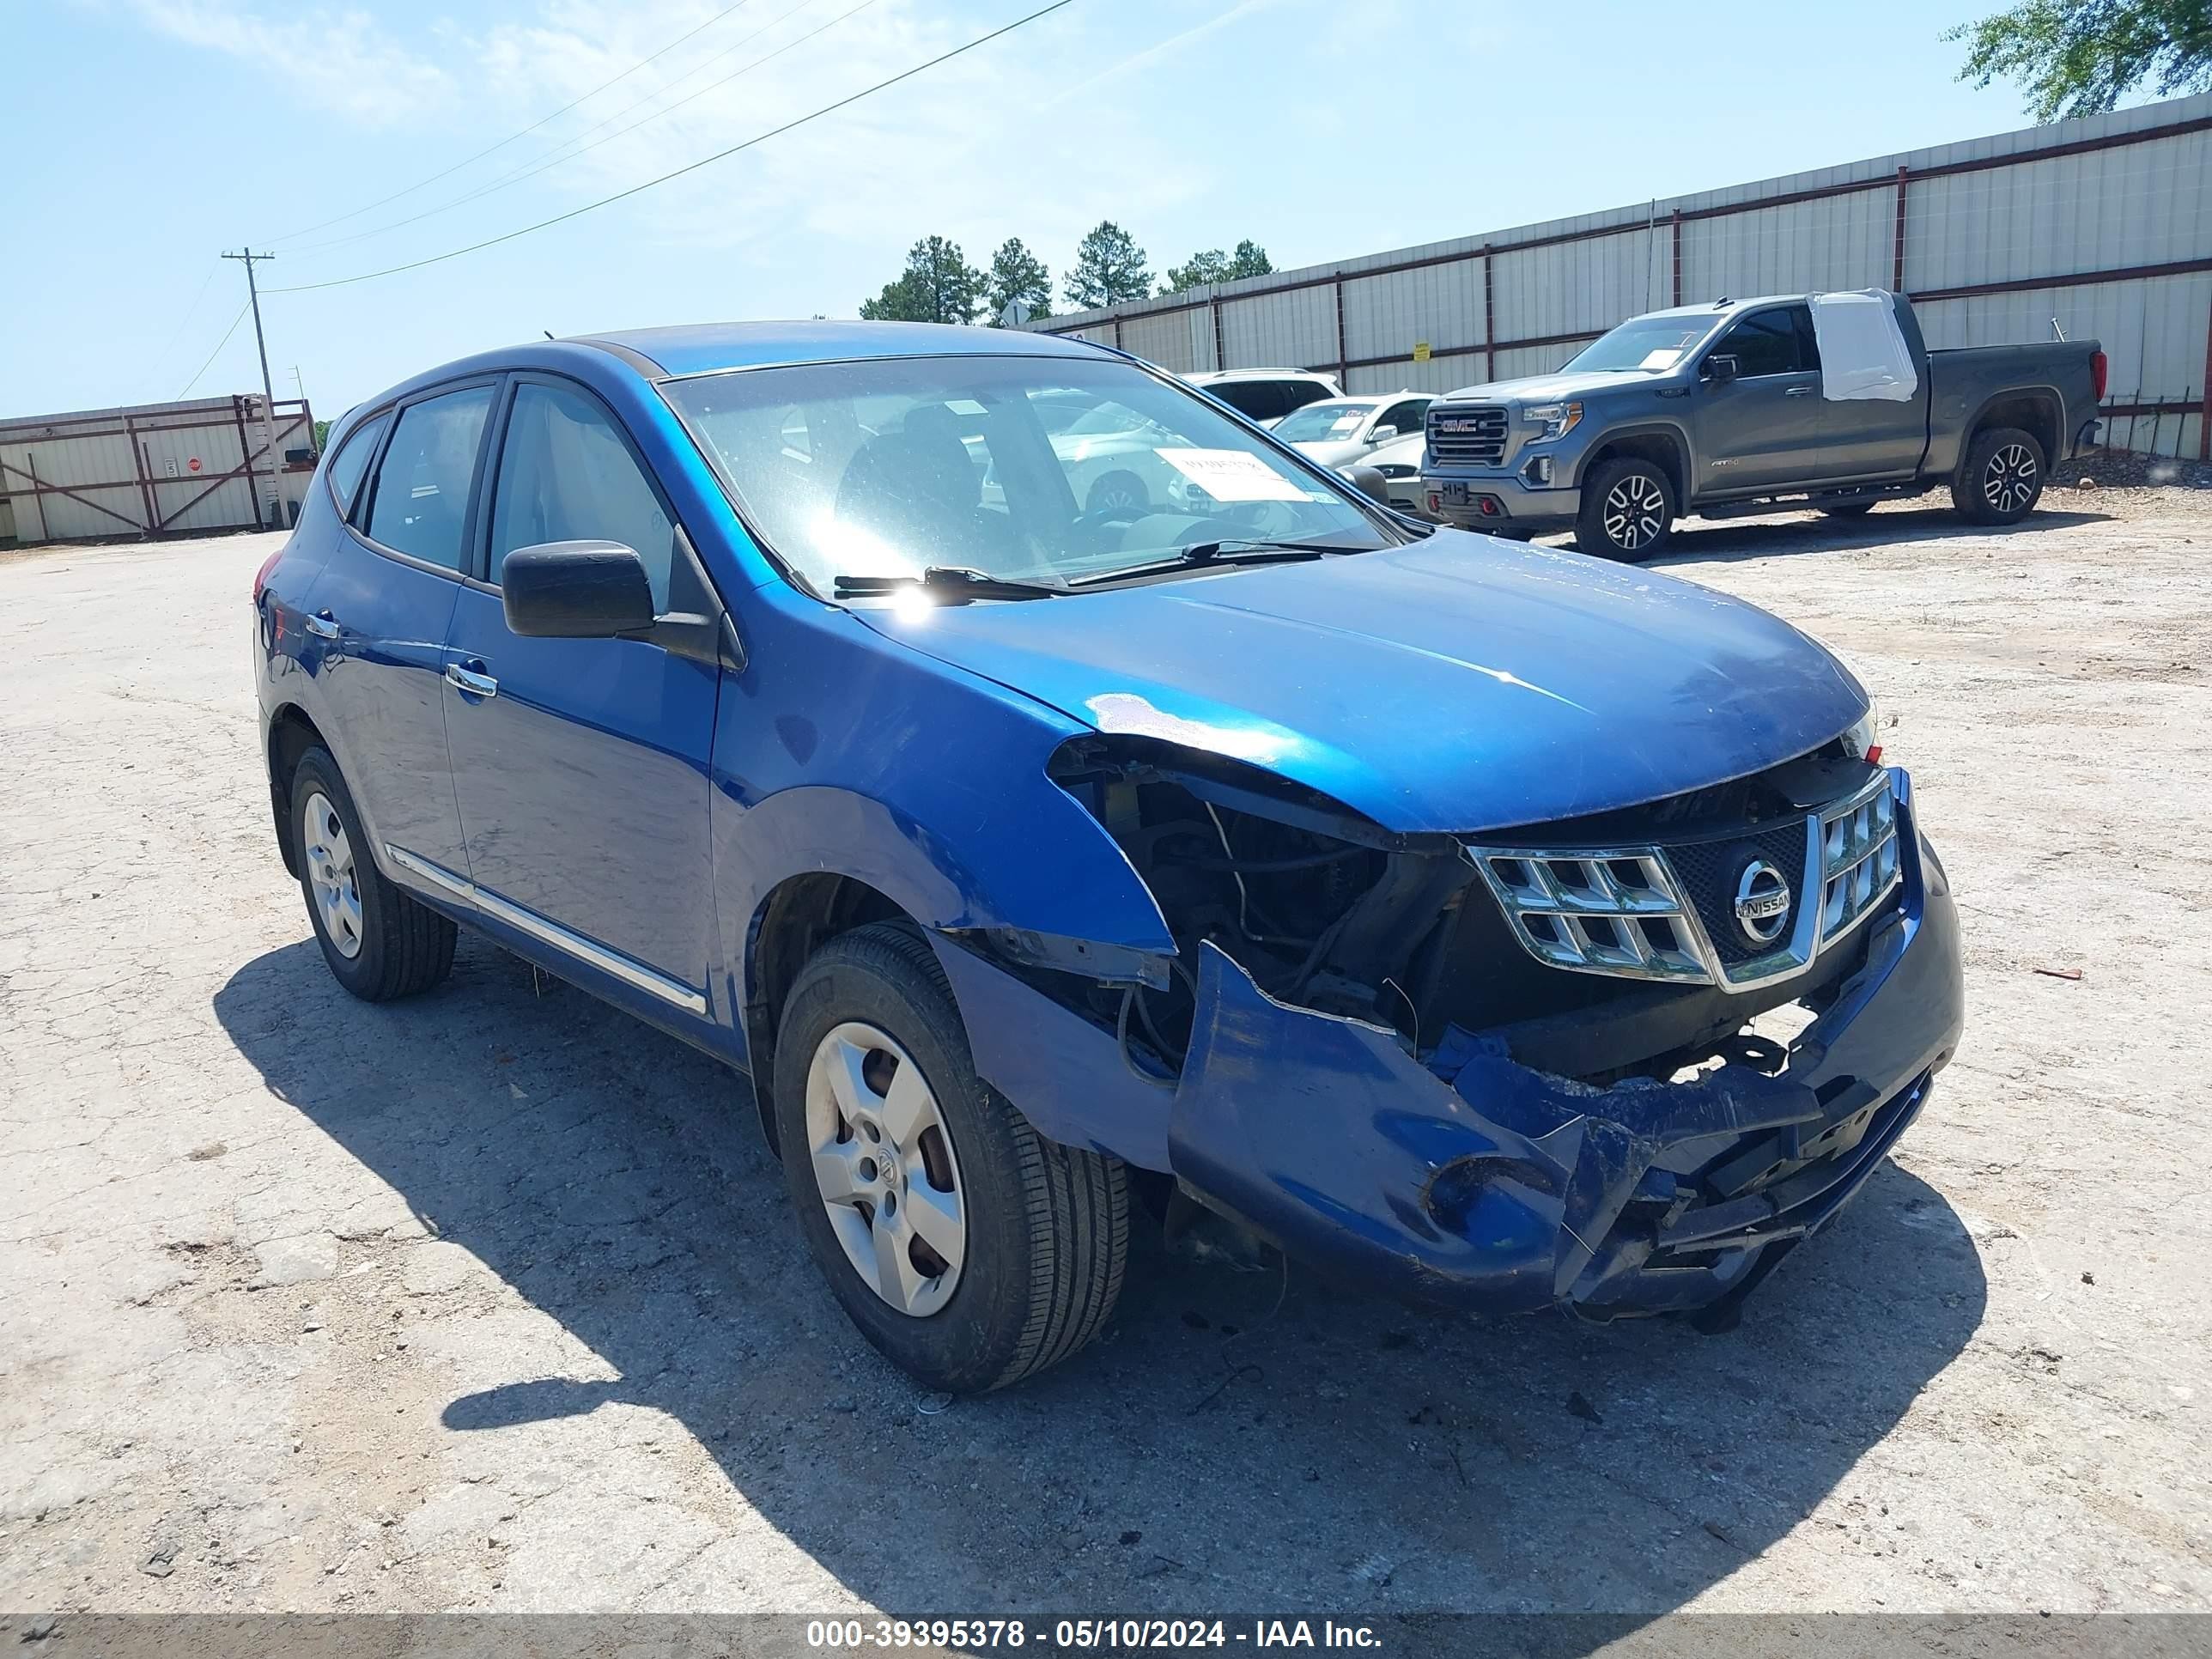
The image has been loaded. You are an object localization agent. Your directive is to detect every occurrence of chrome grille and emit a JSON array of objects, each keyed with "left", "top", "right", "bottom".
[
  {"left": 1469, "top": 850, "right": 1708, "bottom": 984},
  {"left": 1819, "top": 775, "right": 1901, "bottom": 942},
  {"left": 1427, "top": 404, "right": 1508, "bottom": 467},
  {"left": 1468, "top": 772, "right": 1905, "bottom": 994}
]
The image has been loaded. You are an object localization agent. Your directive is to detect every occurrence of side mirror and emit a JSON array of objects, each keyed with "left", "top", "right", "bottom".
[
  {"left": 1368, "top": 425, "right": 1399, "bottom": 444},
  {"left": 501, "top": 540, "right": 656, "bottom": 638},
  {"left": 1702, "top": 354, "right": 1740, "bottom": 385},
  {"left": 1340, "top": 464, "right": 1392, "bottom": 505}
]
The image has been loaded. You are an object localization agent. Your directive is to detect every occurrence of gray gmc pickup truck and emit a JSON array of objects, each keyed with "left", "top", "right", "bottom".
[{"left": 1419, "top": 290, "right": 2105, "bottom": 559}]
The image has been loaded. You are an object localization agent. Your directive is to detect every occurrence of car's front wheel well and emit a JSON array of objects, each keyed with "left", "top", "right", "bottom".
[
  {"left": 266, "top": 705, "right": 327, "bottom": 878},
  {"left": 744, "top": 873, "right": 911, "bottom": 1153},
  {"left": 1581, "top": 431, "right": 1688, "bottom": 504}
]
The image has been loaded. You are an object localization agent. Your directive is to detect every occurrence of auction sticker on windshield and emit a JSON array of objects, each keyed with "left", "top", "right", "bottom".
[{"left": 1154, "top": 447, "right": 1310, "bottom": 501}]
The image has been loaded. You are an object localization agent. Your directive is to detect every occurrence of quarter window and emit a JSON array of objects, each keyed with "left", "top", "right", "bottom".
[
  {"left": 362, "top": 386, "right": 495, "bottom": 571},
  {"left": 489, "top": 382, "right": 675, "bottom": 611},
  {"left": 324, "top": 411, "right": 388, "bottom": 517}
]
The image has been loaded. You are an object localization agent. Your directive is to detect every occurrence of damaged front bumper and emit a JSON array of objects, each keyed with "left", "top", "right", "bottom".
[{"left": 1165, "top": 774, "right": 1963, "bottom": 1322}]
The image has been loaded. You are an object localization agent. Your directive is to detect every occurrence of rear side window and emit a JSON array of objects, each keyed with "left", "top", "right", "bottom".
[
  {"left": 363, "top": 386, "right": 495, "bottom": 571},
  {"left": 489, "top": 382, "right": 675, "bottom": 611},
  {"left": 1208, "top": 381, "right": 1272, "bottom": 422},
  {"left": 324, "top": 412, "right": 388, "bottom": 517},
  {"left": 1278, "top": 380, "right": 1334, "bottom": 416}
]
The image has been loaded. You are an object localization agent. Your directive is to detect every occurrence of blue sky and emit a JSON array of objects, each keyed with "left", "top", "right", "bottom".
[{"left": 6, "top": 0, "right": 2094, "bottom": 418}]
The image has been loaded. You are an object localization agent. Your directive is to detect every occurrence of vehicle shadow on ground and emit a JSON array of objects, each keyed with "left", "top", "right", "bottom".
[
  {"left": 214, "top": 935, "right": 1986, "bottom": 1622},
  {"left": 1637, "top": 503, "right": 2112, "bottom": 566}
]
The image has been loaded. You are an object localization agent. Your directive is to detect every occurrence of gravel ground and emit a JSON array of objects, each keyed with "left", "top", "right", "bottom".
[{"left": 3, "top": 489, "right": 2209, "bottom": 1622}]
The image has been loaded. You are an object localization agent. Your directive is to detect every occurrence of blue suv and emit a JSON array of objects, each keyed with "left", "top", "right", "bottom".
[{"left": 253, "top": 321, "right": 1964, "bottom": 1391}]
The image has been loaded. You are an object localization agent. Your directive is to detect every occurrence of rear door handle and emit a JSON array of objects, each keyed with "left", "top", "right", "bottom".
[
  {"left": 444, "top": 662, "right": 498, "bottom": 699},
  {"left": 1784, "top": 384, "right": 1815, "bottom": 398},
  {"left": 303, "top": 610, "right": 340, "bottom": 639}
]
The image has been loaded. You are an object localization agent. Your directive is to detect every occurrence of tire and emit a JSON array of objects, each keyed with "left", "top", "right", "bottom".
[
  {"left": 1085, "top": 471, "right": 1148, "bottom": 518},
  {"left": 773, "top": 923, "right": 1128, "bottom": 1393},
  {"left": 290, "top": 747, "right": 456, "bottom": 1001},
  {"left": 1951, "top": 425, "right": 2046, "bottom": 526},
  {"left": 1820, "top": 501, "right": 1877, "bottom": 519},
  {"left": 1575, "top": 456, "right": 1676, "bottom": 562}
]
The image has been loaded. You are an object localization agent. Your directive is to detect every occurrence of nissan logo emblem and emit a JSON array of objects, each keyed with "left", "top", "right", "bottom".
[{"left": 1733, "top": 859, "right": 1792, "bottom": 945}]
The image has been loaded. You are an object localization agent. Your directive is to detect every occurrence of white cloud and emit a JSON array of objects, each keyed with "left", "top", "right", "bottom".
[{"left": 106, "top": 0, "right": 453, "bottom": 125}]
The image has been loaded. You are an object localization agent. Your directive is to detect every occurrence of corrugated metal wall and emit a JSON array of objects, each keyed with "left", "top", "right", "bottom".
[
  {"left": 1038, "top": 92, "right": 2212, "bottom": 458},
  {"left": 0, "top": 397, "right": 315, "bottom": 545}
]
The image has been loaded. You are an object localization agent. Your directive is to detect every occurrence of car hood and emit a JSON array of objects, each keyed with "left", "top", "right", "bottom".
[
  {"left": 1436, "top": 368, "right": 1656, "bottom": 404},
  {"left": 856, "top": 532, "right": 1868, "bottom": 835},
  {"left": 1287, "top": 437, "right": 1375, "bottom": 467}
]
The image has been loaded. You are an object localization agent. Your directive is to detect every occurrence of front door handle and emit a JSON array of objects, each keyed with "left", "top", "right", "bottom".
[
  {"left": 303, "top": 610, "right": 340, "bottom": 639},
  {"left": 1784, "top": 384, "right": 1815, "bottom": 398},
  {"left": 444, "top": 662, "right": 498, "bottom": 699}
]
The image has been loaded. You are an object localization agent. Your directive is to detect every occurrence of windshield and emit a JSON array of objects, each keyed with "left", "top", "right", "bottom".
[
  {"left": 660, "top": 356, "right": 1395, "bottom": 595},
  {"left": 1562, "top": 314, "right": 1724, "bottom": 374},
  {"left": 1271, "top": 401, "right": 1377, "bottom": 442}
]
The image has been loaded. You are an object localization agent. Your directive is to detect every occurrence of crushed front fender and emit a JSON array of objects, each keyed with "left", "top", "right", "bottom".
[{"left": 1169, "top": 780, "right": 1963, "bottom": 1320}]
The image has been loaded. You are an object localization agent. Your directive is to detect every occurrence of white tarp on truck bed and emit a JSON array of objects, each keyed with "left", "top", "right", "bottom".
[{"left": 1810, "top": 290, "right": 1919, "bottom": 403}]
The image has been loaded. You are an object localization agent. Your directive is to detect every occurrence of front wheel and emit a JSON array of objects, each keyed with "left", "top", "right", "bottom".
[
  {"left": 1575, "top": 457, "right": 1676, "bottom": 562},
  {"left": 1952, "top": 426, "right": 2046, "bottom": 525},
  {"left": 773, "top": 924, "right": 1128, "bottom": 1393}
]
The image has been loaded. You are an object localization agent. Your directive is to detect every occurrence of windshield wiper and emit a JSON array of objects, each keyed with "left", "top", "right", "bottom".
[
  {"left": 1068, "top": 538, "right": 1367, "bottom": 588},
  {"left": 832, "top": 566, "right": 1066, "bottom": 601}
]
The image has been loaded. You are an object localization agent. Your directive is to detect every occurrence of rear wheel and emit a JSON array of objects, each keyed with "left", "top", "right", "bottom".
[
  {"left": 774, "top": 923, "right": 1128, "bottom": 1393},
  {"left": 1951, "top": 426, "right": 2045, "bottom": 525},
  {"left": 290, "top": 748, "right": 455, "bottom": 1001},
  {"left": 1575, "top": 457, "right": 1675, "bottom": 562}
]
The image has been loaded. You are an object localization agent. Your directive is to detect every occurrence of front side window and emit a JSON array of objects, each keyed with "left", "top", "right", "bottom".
[
  {"left": 489, "top": 382, "right": 675, "bottom": 611},
  {"left": 1377, "top": 398, "right": 1430, "bottom": 438},
  {"left": 362, "top": 386, "right": 494, "bottom": 571},
  {"left": 324, "top": 411, "right": 388, "bottom": 517},
  {"left": 662, "top": 355, "right": 1395, "bottom": 597},
  {"left": 1711, "top": 308, "right": 1808, "bottom": 378}
]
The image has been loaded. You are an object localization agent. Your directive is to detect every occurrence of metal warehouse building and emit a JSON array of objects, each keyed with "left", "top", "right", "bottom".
[
  {"left": 0, "top": 393, "right": 319, "bottom": 548},
  {"left": 1037, "top": 92, "right": 2211, "bottom": 459}
]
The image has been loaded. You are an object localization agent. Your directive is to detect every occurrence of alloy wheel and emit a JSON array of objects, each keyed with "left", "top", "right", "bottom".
[
  {"left": 805, "top": 1021, "right": 967, "bottom": 1316},
  {"left": 300, "top": 790, "right": 363, "bottom": 959},
  {"left": 1602, "top": 474, "right": 1668, "bottom": 551},
  {"left": 1983, "top": 443, "right": 2039, "bottom": 514}
]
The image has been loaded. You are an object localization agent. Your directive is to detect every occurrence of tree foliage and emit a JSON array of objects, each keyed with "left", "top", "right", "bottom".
[
  {"left": 1160, "top": 238, "right": 1274, "bottom": 295},
  {"left": 1948, "top": 0, "right": 2212, "bottom": 119},
  {"left": 985, "top": 238, "right": 1053, "bottom": 325},
  {"left": 1065, "top": 222, "right": 1152, "bottom": 309},
  {"left": 859, "top": 235, "right": 985, "bottom": 325}
]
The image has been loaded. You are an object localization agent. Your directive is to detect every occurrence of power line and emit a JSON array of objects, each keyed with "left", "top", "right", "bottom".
[
  {"left": 288, "top": 0, "right": 865, "bottom": 258},
  {"left": 264, "top": 0, "right": 763, "bottom": 246},
  {"left": 267, "top": 0, "right": 1079, "bottom": 295},
  {"left": 175, "top": 301, "right": 251, "bottom": 399}
]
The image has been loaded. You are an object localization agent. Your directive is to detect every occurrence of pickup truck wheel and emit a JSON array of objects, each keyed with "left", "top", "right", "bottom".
[
  {"left": 1576, "top": 458, "right": 1676, "bottom": 562},
  {"left": 1952, "top": 426, "right": 2046, "bottom": 525},
  {"left": 773, "top": 923, "right": 1129, "bottom": 1393},
  {"left": 290, "top": 748, "right": 456, "bottom": 1001}
]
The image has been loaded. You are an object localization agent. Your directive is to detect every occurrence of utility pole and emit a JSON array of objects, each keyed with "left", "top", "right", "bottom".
[{"left": 223, "top": 248, "right": 281, "bottom": 529}]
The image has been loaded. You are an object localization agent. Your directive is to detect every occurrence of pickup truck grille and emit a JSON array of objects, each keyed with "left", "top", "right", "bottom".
[
  {"left": 1426, "top": 404, "right": 1509, "bottom": 468},
  {"left": 1468, "top": 772, "right": 1903, "bottom": 993}
]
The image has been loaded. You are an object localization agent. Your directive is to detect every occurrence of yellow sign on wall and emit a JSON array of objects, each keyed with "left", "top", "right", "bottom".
[{"left": 1413, "top": 342, "right": 1431, "bottom": 362}]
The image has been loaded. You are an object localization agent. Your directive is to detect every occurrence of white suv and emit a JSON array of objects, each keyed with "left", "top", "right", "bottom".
[{"left": 1182, "top": 368, "right": 1344, "bottom": 428}]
